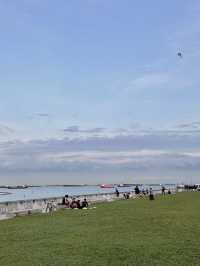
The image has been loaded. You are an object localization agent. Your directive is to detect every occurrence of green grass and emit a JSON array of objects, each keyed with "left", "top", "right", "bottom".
[{"left": 1, "top": 192, "right": 200, "bottom": 266}]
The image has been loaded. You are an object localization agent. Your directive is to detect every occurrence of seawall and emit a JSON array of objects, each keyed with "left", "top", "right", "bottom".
[{"left": 0, "top": 189, "right": 177, "bottom": 220}]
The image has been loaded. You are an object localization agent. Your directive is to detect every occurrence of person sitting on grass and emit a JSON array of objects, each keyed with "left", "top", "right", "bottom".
[
  {"left": 62, "top": 197, "right": 65, "bottom": 205},
  {"left": 62, "top": 195, "right": 70, "bottom": 208},
  {"left": 81, "top": 198, "right": 89, "bottom": 208},
  {"left": 126, "top": 192, "right": 130, "bottom": 199},
  {"left": 168, "top": 189, "right": 171, "bottom": 195},
  {"left": 76, "top": 199, "right": 82, "bottom": 209},
  {"left": 123, "top": 192, "right": 130, "bottom": 199},
  {"left": 70, "top": 198, "right": 77, "bottom": 209}
]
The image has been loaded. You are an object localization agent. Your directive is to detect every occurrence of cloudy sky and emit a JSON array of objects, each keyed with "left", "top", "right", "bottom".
[{"left": 0, "top": 0, "right": 200, "bottom": 184}]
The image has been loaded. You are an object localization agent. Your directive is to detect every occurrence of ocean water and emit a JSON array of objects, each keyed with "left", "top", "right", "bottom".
[{"left": 0, "top": 184, "right": 176, "bottom": 203}]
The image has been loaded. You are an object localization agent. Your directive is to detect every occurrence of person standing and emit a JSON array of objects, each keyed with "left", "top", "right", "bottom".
[
  {"left": 135, "top": 185, "right": 140, "bottom": 195},
  {"left": 162, "top": 186, "right": 166, "bottom": 195},
  {"left": 115, "top": 188, "right": 120, "bottom": 197},
  {"left": 149, "top": 188, "right": 154, "bottom": 200}
]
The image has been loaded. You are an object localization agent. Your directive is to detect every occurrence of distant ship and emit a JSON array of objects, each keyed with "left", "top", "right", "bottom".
[
  {"left": 7, "top": 185, "right": 28, "bottom": 189},
  {"left": 100, "top": 184, "right": 114, "bottom": 188},
  {"left": 117, "top": 184, "right": 133, "bottom": 187}
]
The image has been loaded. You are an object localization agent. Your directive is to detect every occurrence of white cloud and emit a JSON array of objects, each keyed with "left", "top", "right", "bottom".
[
  {"left": 63, "top": 126, "right": 105, "bottom": 134},
  {"left": 131, "top": 73, "right": 169, "bottom": 90},
  {"left": 0, "top": 121, "right": 200, "bottom": 183},
  {"left": 0, "top": 126, "right": 200, "bottom": 174},
  {"left": 0, "top": 124, "right": 14, "bottom": 136}
]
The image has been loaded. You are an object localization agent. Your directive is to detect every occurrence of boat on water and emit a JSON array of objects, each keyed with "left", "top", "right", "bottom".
[
  {"left": 117, "top": 184, "right": 133, "bottom": 187},
  {"left": 7, "top": 185, "right": 28, "bottom": 189},
  {"left": 100, "top": 184, "right": 115, "bottom": 188}
]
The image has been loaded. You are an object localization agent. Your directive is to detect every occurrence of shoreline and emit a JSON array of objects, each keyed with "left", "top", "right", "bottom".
[
  {"left": 0, "top": 184, "right": 177, "bottom": 204},
  {"left": 0, "top": 185, "right": 176, "bottom": 203}
]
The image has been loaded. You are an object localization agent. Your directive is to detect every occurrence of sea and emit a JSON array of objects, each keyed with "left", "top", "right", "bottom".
[{"left": 0, "top": 184, "right": 176, "bottom": 203}]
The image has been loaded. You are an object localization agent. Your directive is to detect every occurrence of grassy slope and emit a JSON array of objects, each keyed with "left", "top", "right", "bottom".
[{"left": 0, "top": 192, "right": 200, "bottom": 266}]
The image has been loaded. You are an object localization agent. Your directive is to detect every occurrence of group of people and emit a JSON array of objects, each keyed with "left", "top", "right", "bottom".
[
  {"left": 115, "top": 185, "right": 172, "bottom": 201},
  {"left": 135, "top": 185, "right": 151, "bottom": 196},
  {"left": 46, "top": 201, "right": 57, "bottom": 213},
  {"left": 134, "top": 185, "right": 155, "bottom": 200},
  {"left": 123, "top": 192, "right": 130, "bottom": 199},
  {"left": 161, "top": 186, "right": 171, "bottom": 195},
  {"left": 61, "top": 186, "right": 172, "bottom": 209},
  {"left": 62, "top": 195, "right": 89, "bottom": 209},
  {"left": 115, "top": 186, "right": 153, "bottom": 200}
]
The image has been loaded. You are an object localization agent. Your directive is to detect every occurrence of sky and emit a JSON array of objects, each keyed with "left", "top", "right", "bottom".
[{"left": 0, "top": 0, "right": 200, "bottom": 185}]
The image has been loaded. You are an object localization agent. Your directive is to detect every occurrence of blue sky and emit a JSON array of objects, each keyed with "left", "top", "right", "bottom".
[{"left": 0, "top": 0, "right": 200, "bottom": 184}]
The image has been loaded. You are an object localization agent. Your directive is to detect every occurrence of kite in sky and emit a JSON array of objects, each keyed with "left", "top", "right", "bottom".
[{"left": 177, "top": 52, "right": 183, "bottom": 58}]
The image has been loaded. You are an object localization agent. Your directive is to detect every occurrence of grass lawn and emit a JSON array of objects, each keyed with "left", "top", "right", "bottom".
[{"left": 0, "top": 192, "right": 200, "bottom": 266}]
